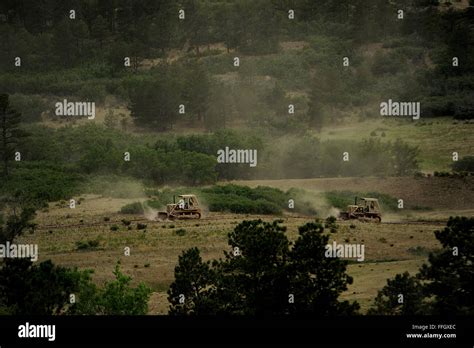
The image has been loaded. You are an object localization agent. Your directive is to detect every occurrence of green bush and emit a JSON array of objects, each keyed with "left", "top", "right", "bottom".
[
  {"left": 452, "top": 156, "right": 474, "bottom": 173},
  {"left": 175, "top": 228, "right": 187, "bottom": 236},
  {"left": 137, "top": 223, "right": 147, "bottom": 230},
  {"left": 120, "top": 202, "right": 144, "bottom": 215},
  {"left": 76, "top": 239, "right": 100, "bottom": 250},
  {"left": 146, "top": 185, "right": 318, "bottom": 216},
  {"left": 9, "top": 93, "right": 49, "bottom": 123},
  {"left": 0, "top": 162, "right": 84, "bottom": 207},
  {"left": 70, "top": 263, "right": 152, "bottom": 315}
]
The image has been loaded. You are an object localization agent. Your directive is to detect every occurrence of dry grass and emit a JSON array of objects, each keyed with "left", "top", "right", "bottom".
[{"left": 14, "top": 187, "right": 454, "bottom": 314}]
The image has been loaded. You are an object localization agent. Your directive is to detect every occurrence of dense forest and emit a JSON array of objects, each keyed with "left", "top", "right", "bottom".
[{"left": 1, "top": 0, "right": 474, "bottom": 204}]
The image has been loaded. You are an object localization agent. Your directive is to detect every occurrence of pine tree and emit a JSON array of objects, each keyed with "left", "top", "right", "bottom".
[
  {"left": 419, "top": 217, "right": 474, "bottom": 315},
  {"left": 0, "top": 94, "right": 28, "bottom": 178},
  {"left": 168, "top": 220, "right": 359, "bottom": 315}
]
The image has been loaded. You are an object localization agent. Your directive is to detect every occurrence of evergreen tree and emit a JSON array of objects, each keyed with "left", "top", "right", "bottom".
[
  {"left": 182, "top": 62, "right": 210, "bottom": 122},
  {"left": 168, "top": 219, "right": 359, "bottom": 315},
  {"left": 368, "top": 272, "right": 426, "bottom": 315},
  {"left": 419, "top": 216, "right": 474, "bottom": 315},
  {"left": 0, "top": 94, "right": 28, "bottom": 178},
  {"left": 288, "top": 221, "right": 360, "bottom": 315},
  {"left": 91, "top": 15, "right": 109, "bottom": 49},
  {"left": 370, "top": 217, "right": 474, "bottom": 315}
]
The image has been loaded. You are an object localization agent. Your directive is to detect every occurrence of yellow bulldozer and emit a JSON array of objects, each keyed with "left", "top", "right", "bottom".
[
  {"left": 157, "top": 194, "right": 202, "bottom": 220},
  {"left": 338, "top": 197, "right": 382, "bottom": 223}
]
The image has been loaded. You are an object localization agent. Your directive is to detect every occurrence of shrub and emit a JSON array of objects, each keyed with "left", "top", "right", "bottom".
[
  {"left": 110, "top": 225, "right": 119, "bottom": 231},
  {"left": 174, "top": 228, "right": 186, "bottom": 236},
  {"left": 452, "top": 156, "right": 474, "bottom": 173},
  {"left": 71, "top": 263, "right": 152, "bottom": 315},
  {"left": 76, "top": 239, "right": 100, "bottom": 250},
  {"left": 137, "top": 223, "right": 147, "bottom": 230},
  {"left": 120, "top": 202, "right": 144, "bottom": 215},
  {"left": 9, "top": 93, "right": 49, "bottom": 123},
  {"left": 0, "top": 163, "right": 84, "bottom": 207},
  {"left": 371, "top": 51, "right": 404, "bottom": 76},
  {"left": 121, "top": 219, "right": 131, "bottom": 226},
  {"left": 0, "top": 259, "right": 89, "bottom": 315}
]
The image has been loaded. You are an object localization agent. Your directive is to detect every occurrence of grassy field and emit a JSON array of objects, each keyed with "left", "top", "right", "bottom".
[
  {"left": 318, "top": 117, "right": 474, "bottom": 172},
  {"left": 17, "top": 173, "right": 470, "bottom": 314}
]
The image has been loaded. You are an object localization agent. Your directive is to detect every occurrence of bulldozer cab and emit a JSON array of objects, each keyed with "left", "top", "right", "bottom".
[
  {"left": 177, "top": 195, "right": 199, "bottom": 209},
  {"left": 357, "top": 198, "right": 380, "bottom": 213}
]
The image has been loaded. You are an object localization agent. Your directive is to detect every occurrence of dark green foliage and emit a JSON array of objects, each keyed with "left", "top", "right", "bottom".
[
  {"left": 147, "top": 185, "right": 318, "bottom": 216},
  {"left": 8, "top": 94, "right": 48, "bottom": 123},
  {"left": 69, "top": 262, "right": 152, "bottom": 315},
  {"left": 121, "top": 219, "right": 131, "bottom": 226},
  {"left": 168, "top": 220, "right": 359, "bottom": 315},
  {"left": 76, "top": 239, "right": 100, "bottom": 250},
  {"left": 174, "top": 228, "right": 187, "bottom": 236},
  {"left": 370, "top": 217, "right": 474, "bottom": 315},
  {"left": 1, "top": 162, "right": 83, "bottom": 206},
  {"left": 136, "top": 223, "right": 147, "bottom": 230},
  {"left": 368, "top": 272, "right": 426, "bottom": 315},
  {"left": 418, "top": 217, "right": 474, "bottom": 315},
  {"left": 201, "top": 185, "right": 301, "bottom": 215},
  {"left": 168, "top": 247, "right": 214, "bottom": 315},
  {"left": 0, "top": 197, "right": 36, "bottom": 245},
  {"left": 205, "top": 194, "right": 282, "bottom": 215},
  {"left": 288, "top": 221, "right": 359, "bottom": 315},
  {"left": 120, "top": 202, "right": 144, "bottom": 215},
  {"left": 182, "top": 62, "right": 210, "bottom": 122},
  {"left": 452, "top": 156, "right": 474, "bottom": 173},
  {"left": 325, "top": 216, "right": 338, "bottom": 233},
  {"left": 0, "top": 94, "right": 29, "bottom": 177},
  {"left": 391, "top": 139, "right": 420, "bottom": 176},
  {"left": 0, "top": 259, "right": 84, "bottom": 315},
  {"left": 2, "top": 124, "right": 421, "bottom": 199},
  {"left": 371, "top": 51, "right": 405, "bottom": 76},
  {"left": 128, "top": 69, "right": 180, "bottom": 131}
]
